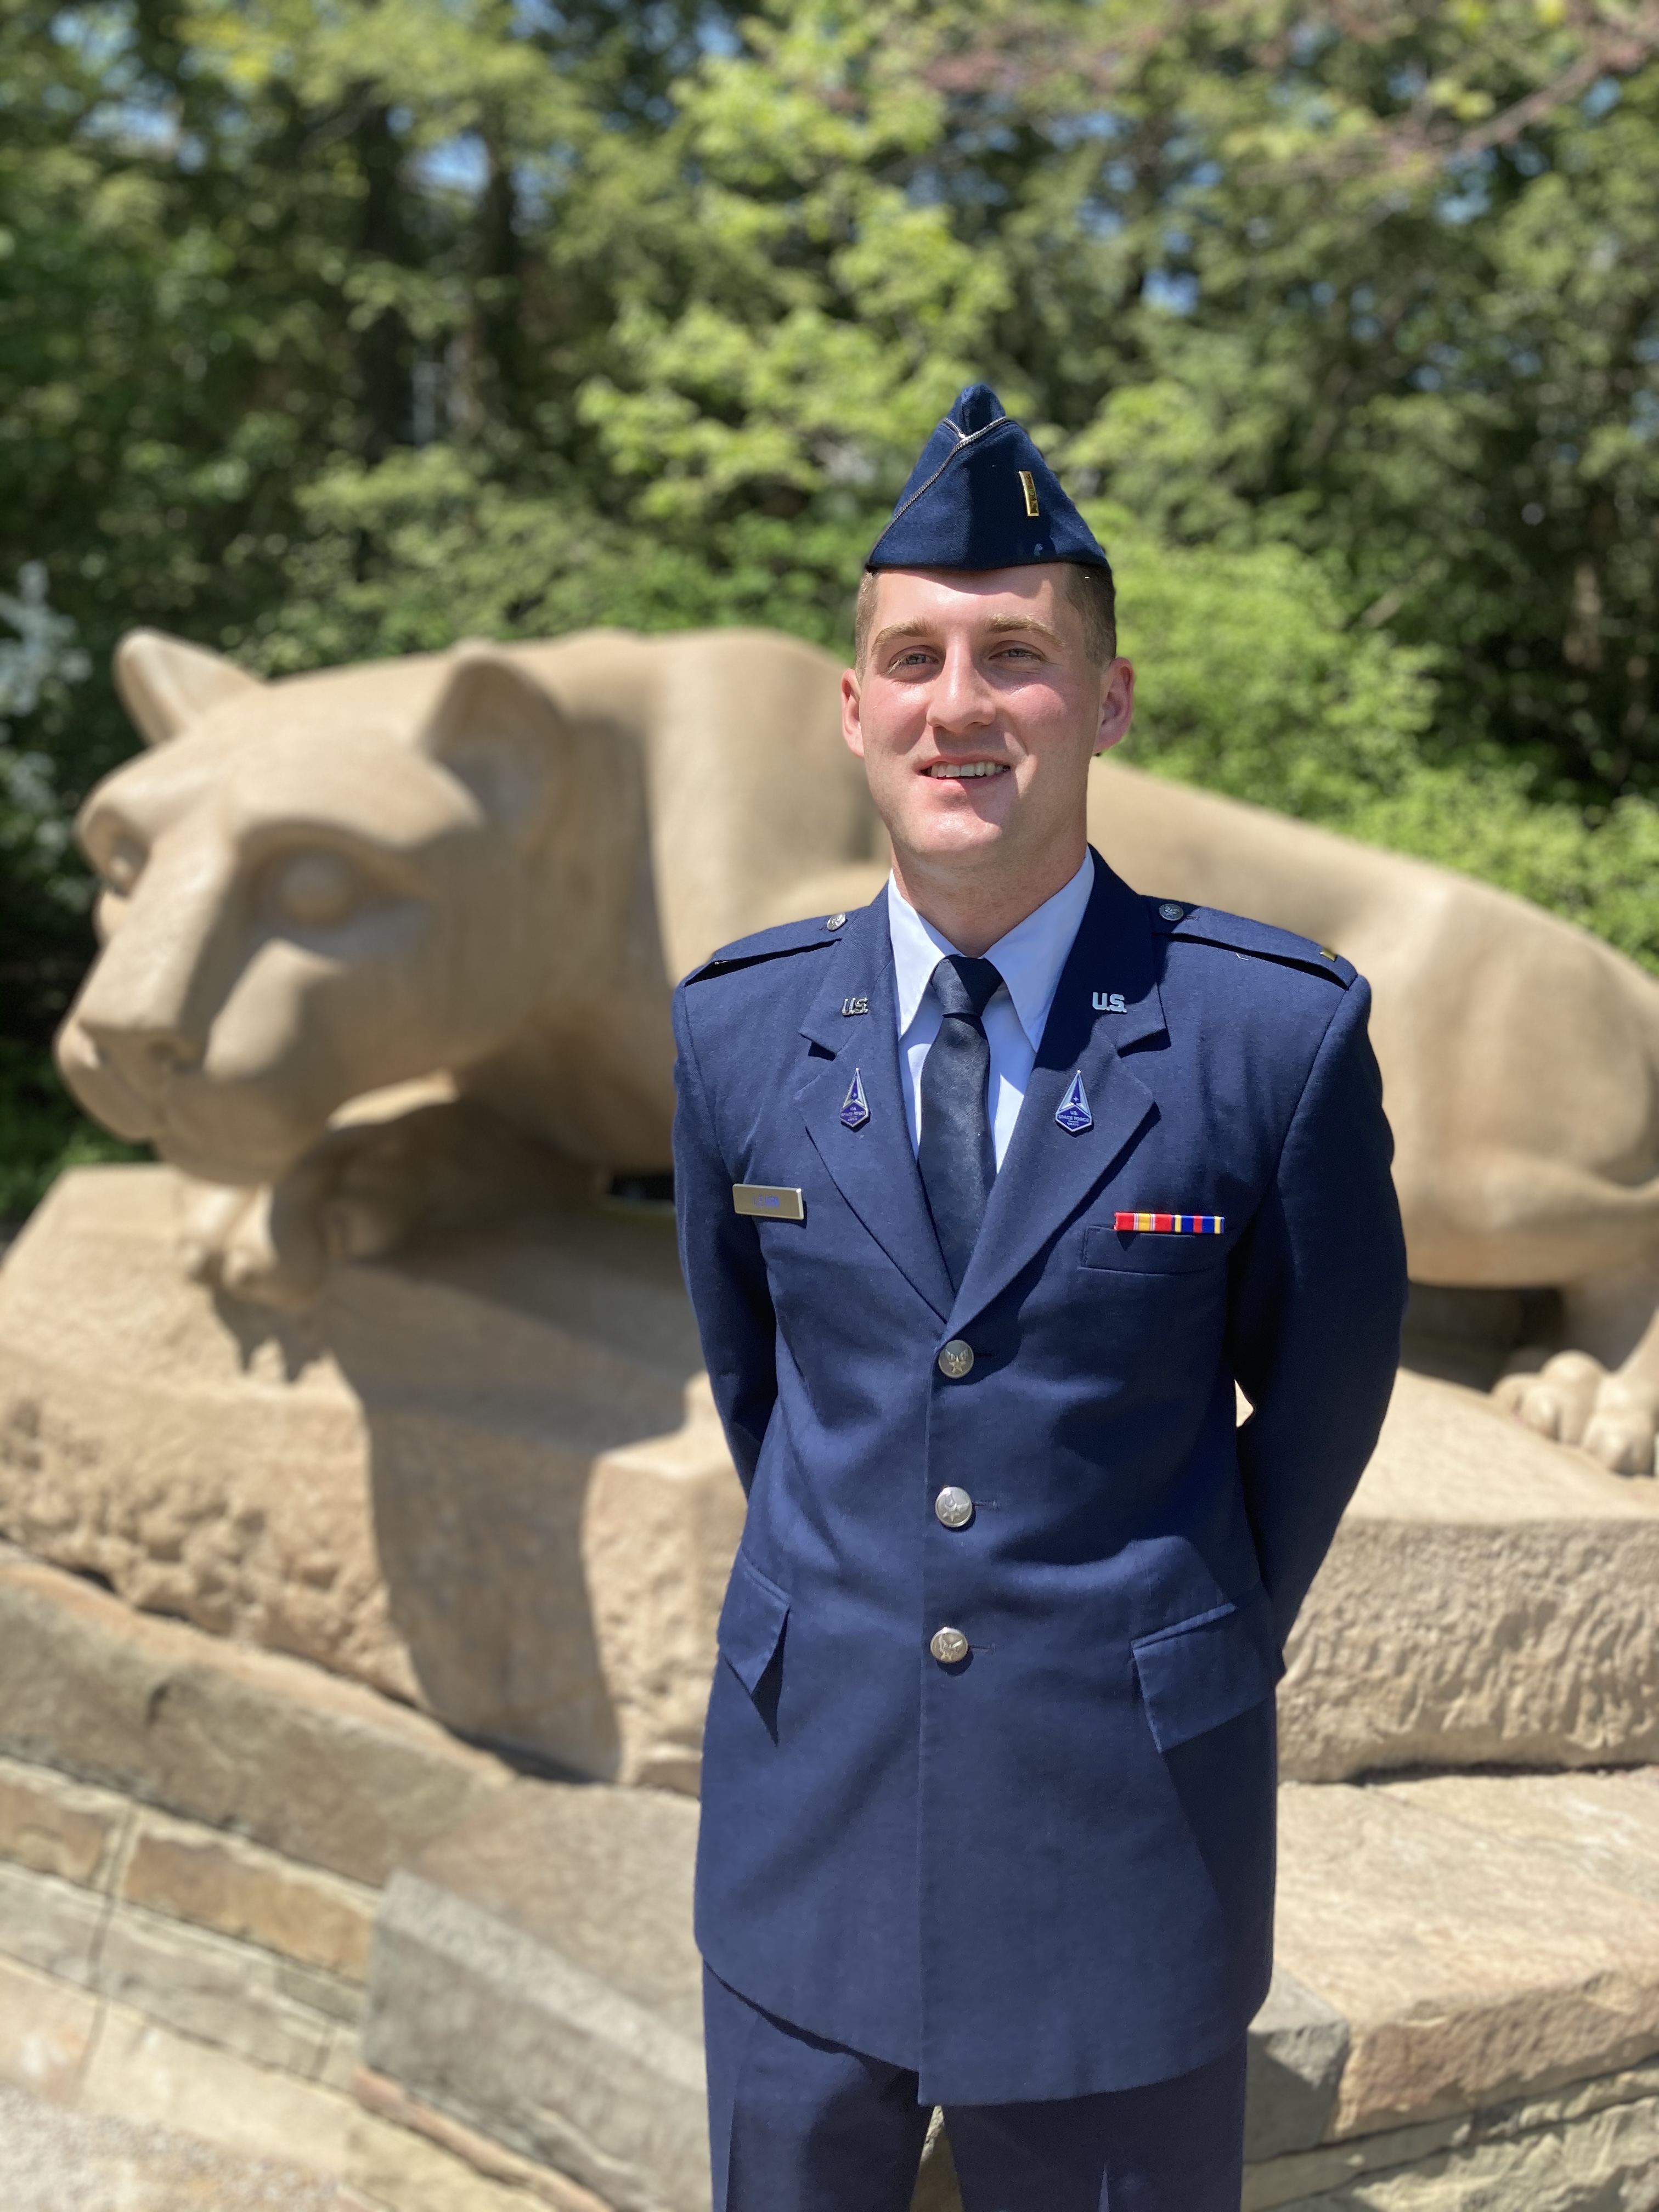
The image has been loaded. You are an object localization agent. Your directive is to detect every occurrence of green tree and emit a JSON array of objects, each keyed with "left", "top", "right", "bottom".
[{"left": 5, "top": 0, "right": 1659, "bottom": 1224}]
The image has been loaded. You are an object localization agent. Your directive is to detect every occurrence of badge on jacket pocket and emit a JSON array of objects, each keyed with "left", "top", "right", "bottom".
[
  {"left": 733, "top": 1184, "right": 806, "bottom": 1222},
  {"left": 1113, "top": 1211, "right": 1225, "bottom": 1235}
]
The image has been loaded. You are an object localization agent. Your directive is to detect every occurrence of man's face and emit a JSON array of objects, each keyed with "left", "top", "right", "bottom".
[{"left": 840, "top": 566, "right": 1133, "bottom": 891}]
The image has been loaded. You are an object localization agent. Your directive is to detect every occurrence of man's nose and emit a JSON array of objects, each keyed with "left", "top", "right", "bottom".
[{"left": 928, "top": 643, "right": 995, "bottom": 733}]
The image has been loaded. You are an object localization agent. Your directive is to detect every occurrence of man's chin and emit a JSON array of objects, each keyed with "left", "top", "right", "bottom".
[{"left": 900, "top": 812, "right": 1017, "bottom": 869}]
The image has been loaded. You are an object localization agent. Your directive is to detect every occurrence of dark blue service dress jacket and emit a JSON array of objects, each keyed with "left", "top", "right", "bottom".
[{"left": 672, "top": 850, "right": 1406, "bottom": 2106}]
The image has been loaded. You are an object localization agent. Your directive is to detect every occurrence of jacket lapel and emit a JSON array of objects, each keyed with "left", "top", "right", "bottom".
[
  {"left": 949, "top": 854, "right": 1162, "bottom": 1330},
  {"left": 796, "top": 897, "right": 955, "bottom": 1324}
]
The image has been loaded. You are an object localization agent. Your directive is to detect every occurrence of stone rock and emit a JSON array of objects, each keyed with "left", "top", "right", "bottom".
[
  {"left": 352, "top": 2070, "right": 617, "bottom": 2211},
  {"left": 1273, "top": 1780, "right": 1659, "bottom": 2138},
  {"left": 1261, "top": 2088, "right": 1659, "bottom": 2210},
  {"left": 0, "top": 2083, "right": 350, "bottom": 2212},
  {"left": 364, "top": 1777, "right": 704, "bottom": 2212},
  {"left": 363, "top": 1774, "right": 962, "bottom": 2212},
  {"left": 910, "top": 2111, "right": 963, "bottom": 2212},
  {"left": 18, "top": 1177, "right": 1659, "bottom": 1803},
  {"left": 0, "top": 1860, "right": 105, "bottom": 1985},
  {"left": 1379, "top": 1769, "right": 1659, "bottom": 1907},
  {"left": 0, "top": 1165, "right": 742, "bottom": 1788},
  {"left": 0, "top": 1954, "right": 100, "bottom": 2100},
  {"left": 582, "top": 1375, "right": 748, "bottom": 1793},
  {"left": 0, "top": 1545, "right": 511, "bottom": 1886},
  {"left": 1246, "top": 1970, "right": 1351, "bottom": 2161},
  {"left": 80, "top": 2000, "right": 358, "bottom": 2174},
  {"left": 1245, "top": 2063, "right": 1659, "bottom": 2210},
  {"left": 0, "top": 1756, "right": 127, "bottom": 1888},
  {"left": 1280, "top": 1367, "right": 1659, "bottom": 1781},
  {"left": 94, "top": 1899, "right": 345, "bottom": 2076},
  {"left": 121, "top": 1810, "right": 380, "bottom": 1983}
]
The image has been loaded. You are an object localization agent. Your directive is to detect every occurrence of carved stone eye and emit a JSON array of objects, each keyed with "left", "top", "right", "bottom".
[
  {"left": 271, "top": 849, "right": 358, "bottom": 927},
  {"left": 103, "top": 836, "right": 146, "bottom": 896}
]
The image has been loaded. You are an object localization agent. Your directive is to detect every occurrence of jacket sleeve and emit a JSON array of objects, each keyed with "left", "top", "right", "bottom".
[
  {"left": 1227, "top": 977, "right": 1407, "bottom": 1648},
  {"left": 672, "top": 983, "right": 778, "bottom": 1495}
]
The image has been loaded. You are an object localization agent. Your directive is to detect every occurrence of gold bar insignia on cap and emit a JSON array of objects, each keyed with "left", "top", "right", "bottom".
[
  {"left": 1018, "top": 469, "right": 1040, "bottom": 518},
  {"left": 733, "top": 1183, "right": 806, "bottom": 1222}
]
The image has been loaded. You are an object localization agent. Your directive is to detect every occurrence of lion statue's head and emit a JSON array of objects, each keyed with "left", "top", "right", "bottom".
[{"left": 57, "top": 630, "right": 657, "bottom": 1189}]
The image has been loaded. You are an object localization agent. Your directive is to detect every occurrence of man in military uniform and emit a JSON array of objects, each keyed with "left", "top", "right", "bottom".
[{"left": 672, "top": 385, "right": 1406, "bottom": 2211}]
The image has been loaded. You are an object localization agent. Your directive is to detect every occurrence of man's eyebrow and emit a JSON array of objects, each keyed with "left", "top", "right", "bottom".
[
  {"left": 870, "top": 612, "right": 1064, "bottom": 655},
  {"left": 870, "top": 619, "right": 935, "bottom": 654},
  {"left": 981, "top": 612, "right": 1064, "bottom": 645}
]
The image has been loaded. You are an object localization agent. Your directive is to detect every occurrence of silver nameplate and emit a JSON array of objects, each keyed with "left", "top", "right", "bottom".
[{"left": 732, "top": 1183, "right": 805, "bottom": 1222}]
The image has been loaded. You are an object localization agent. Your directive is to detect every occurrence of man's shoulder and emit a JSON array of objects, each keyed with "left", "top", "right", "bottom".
[
  {"left": 1144, "top": 895, "right": 1359, "bottom": 996},
  {"left": 675, "top": 906, "right": 860, "bottom": 1039}
]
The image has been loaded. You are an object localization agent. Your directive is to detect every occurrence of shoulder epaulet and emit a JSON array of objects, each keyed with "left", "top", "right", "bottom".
[
  {"left": 682, "top": 907, "right": 852, "bottom": 986},
  {"left": 1145, "top": 897, "right": 1355, "bottom": 989}
]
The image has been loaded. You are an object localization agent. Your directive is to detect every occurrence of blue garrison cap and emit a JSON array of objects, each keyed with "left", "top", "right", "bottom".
[{"left": 865, "top": 384, "right": 1109, "bottom": 574}]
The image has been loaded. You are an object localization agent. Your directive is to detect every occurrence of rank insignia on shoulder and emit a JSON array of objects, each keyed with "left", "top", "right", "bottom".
[
  {"left": 840, "top": 1068, "right": 870, "bottom": 1130},
  {"left": 1114, "top": 1211, "right": 1226, "bottom": 1235},
  {"left": 841, "top": 996, "right": 870, "bottom": 1017},
  {"left": 1054, "top": 1073, "right": 1092, "bottom": 1134},
  {"left": 733, "top": 1184, "right": 805, "bottom": 1222}
]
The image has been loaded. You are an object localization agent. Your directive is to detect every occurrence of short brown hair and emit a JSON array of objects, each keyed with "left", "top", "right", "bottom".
[{"left": 853, "top": 563, "right": 1116, "bottom": 671}]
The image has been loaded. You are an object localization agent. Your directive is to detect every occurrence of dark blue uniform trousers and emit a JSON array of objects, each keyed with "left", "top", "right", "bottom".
[{"left": 704, "top": 1967, "right": 1248, "bottom": 2212}]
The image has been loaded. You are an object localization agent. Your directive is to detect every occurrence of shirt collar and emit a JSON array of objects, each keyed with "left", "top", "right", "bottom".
[{"left": 887, "top": 851, "right": 1096, "bottom": 1051}]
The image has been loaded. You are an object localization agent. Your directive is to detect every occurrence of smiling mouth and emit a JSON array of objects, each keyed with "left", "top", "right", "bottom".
[{"left": 924, "top": 761, "right": 1009, "bottom": 780}]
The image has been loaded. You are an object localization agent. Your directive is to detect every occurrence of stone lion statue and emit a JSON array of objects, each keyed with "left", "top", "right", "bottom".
[
  {"left": 55, "top": 626, "right": 1659, "bottom": 1476},
  {"left": 56, "top": 627, "right": 884, "bottom": 1306}
]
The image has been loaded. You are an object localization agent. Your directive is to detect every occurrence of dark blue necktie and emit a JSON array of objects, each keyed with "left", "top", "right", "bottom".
[{"left": 919, "top": 955, "right": 1004, "bottom": 1293}]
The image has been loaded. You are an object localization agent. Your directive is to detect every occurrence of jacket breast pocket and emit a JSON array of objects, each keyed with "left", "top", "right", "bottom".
[
  {"left": 1082, "top": 1224, "right": 1230, "bottom": 1276},
  {"left": 1131, "top": 1586, "right": 1284, "bottom": 1754},
  {"left": 717, "top": 1551, "right": 791, "bottom": 1695}
]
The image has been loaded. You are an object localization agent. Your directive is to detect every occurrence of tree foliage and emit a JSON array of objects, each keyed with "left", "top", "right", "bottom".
[{"left": 3, "top": 0, "right": 1658, "bottom": 1200}]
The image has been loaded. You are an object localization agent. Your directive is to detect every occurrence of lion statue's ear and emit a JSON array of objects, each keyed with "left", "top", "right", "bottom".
[
  {"left": 417, "top": 646, "right": 565, "bottom": 848},
  {"left": 115, "top": 629, "right": 264, "bottom": 747}
]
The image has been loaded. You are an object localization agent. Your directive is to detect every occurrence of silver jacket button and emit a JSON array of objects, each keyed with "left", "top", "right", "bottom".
[
  {"left": 934, "top": 1486, "right": 974, "bottom": 1529},
  {"left": 937, "top": 1339, "right": 974, "bottom": 1379},
  {"left": 930, "top": 1626, "right": 970, "bottom": 1664},
  {"left": 1158, "top": 901, "right": 1184, "bottom": 921}
]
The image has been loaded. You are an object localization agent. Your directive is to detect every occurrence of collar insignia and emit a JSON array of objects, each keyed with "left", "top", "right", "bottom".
[
  {"left": 1055, "top": 1073, "right": 1092, "bottom": 1135},
  {"left": 840, "top": 1068, "right": 871, "bottom": 1130}
]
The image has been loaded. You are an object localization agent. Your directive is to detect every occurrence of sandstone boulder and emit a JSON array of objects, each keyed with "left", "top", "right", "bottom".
[
  {"left": 0, "top": 1166, "right": 740, "bottom": 1790},
  {"left": 9, "top": 1167, "right": 1659, "bottom": 1794},
  {"left": 1283, "top": 1369, "right": 1659, "bottom": 1780}
]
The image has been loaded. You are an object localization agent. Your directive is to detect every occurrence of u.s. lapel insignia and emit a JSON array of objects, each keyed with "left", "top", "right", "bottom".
[
  {"left": 840, "top": 1068, "right": 870, "bottom": 1130},
  {"left": 1054, "top": 1072, "right": 1092, "bottom": 1134}
]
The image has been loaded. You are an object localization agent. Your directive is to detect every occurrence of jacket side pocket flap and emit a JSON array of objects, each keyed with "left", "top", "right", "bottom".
[
  {"left": 717, "top": 1553, "right": 791, "bottom": 1695},
  {"left": 1131, "top": 1589, "right": 1283, "bottom": 1754}
]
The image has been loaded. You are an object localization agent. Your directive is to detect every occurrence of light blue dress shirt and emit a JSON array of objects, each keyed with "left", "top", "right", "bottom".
[{"left": 887, "top": 853, "right": 1094, "bottom": 1169}]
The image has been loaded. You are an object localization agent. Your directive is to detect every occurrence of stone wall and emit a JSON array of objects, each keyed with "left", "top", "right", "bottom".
[{"left": 6, "top": 1543, "right": 1659, "bottom": 2211}]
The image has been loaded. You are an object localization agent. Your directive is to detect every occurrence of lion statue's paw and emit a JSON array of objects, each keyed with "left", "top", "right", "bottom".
[
  {"left": 174, "top": 1125, "right": 431, "bottom": 1312},
  {"left": 177, "top": 1177, "right": 334, "bottom": 1311},
  {"left": 1494, "top": 1351, "right": 1659, "bottom": 1477}
]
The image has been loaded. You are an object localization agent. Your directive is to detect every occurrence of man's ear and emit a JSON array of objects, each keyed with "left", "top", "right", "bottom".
[
  {"left": 114, "top": 629, "right": 264, "bottom": 747},
  {"left": 416, "top": 645, "right": 565, "bottom": 847}
]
